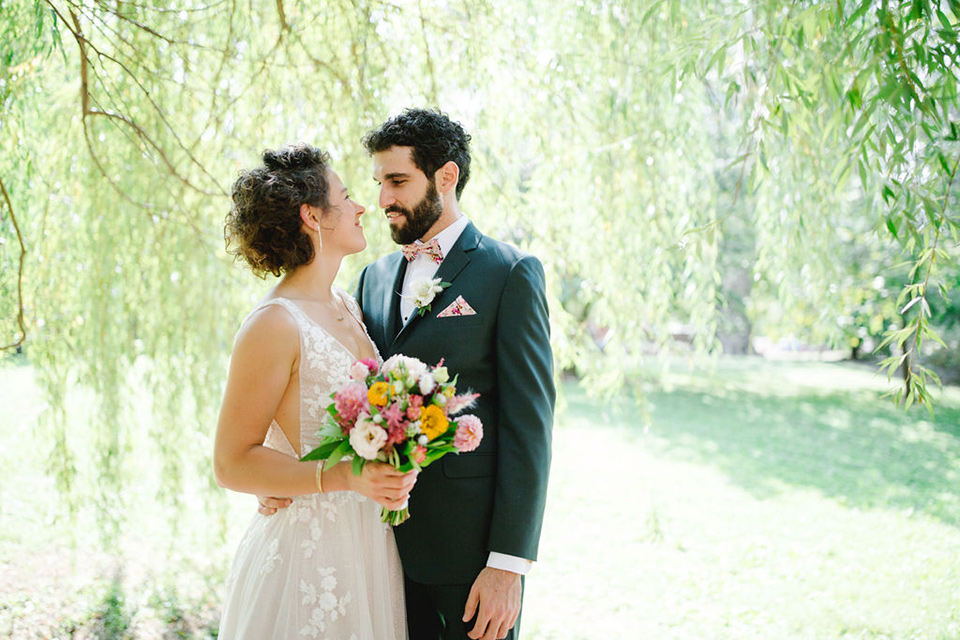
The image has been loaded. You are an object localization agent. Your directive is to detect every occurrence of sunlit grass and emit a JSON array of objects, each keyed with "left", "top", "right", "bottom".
[
  {"left": 524, "top": 359, "right": 960, "bottom": 640},
  {"left": 3, "top": 358, "right": 959, "bottom": 638}
]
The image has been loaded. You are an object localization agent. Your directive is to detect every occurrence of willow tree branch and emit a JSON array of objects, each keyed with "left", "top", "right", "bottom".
[
  {"left": 51, "top": 2, "right": 226, "bottom": 202},
  {"left": 275, "top": 0, "right": 289, "bottom": 31},
  {"left": 900, "top": 152, "right": 959, "bottom": 400},
  {"left": 0, "top": 178, "right": 27, "bottom": 351}
]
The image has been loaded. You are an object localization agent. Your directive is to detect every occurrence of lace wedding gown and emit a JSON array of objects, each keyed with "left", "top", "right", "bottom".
[{"left": 218, "top": 293, "right": 407, "bottom": 640}]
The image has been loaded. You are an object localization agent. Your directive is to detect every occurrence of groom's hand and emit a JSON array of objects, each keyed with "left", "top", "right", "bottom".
[
  {"left": 463, "top": 567, "right": 522, "bottom": 640},
  {"left": 257, "top": 496, "right": 292, "bottom": 516},
  {"left": 257, "top": 496, "right": 293, "bottom": 516}
]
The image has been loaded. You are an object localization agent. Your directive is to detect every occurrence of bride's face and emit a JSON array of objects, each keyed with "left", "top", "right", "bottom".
[{"left": 319, "top": 170, "right": 367, "bottom": 256}]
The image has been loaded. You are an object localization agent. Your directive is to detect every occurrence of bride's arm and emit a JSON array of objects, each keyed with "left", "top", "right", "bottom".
[{"left": 213, "top": 306, "right": 414, "bottom": 506}]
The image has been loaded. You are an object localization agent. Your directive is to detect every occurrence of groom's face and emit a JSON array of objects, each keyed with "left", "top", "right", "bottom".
[{"left": 372, "top": 146, "right": 443, "bottom": 245}]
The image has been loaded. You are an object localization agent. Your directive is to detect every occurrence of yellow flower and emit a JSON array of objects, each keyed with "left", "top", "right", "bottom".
[
  {"left": 420, "top": 404, "right": 449, "bottom": 441},
  {"left": 367, "top": 381, "right": 390, "bottom": 407},
  {"left": 443, "top": 386, "right": 455, "bottom": 398}
]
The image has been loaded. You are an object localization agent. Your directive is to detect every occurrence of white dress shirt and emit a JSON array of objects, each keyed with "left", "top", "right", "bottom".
[
  {"left": 399, "top": 216, "right": 533, "bottom": 576},
  {"left": 399, "top": 215, "right": 470, "bottom": 324}
]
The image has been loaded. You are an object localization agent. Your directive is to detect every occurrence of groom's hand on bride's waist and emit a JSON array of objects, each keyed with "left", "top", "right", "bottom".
[
  {"left": 463, "top": 567, "right": 522, "bottom": 640},
  {"left": 257, "top": 495, "right": 292, "bottom": 516}
]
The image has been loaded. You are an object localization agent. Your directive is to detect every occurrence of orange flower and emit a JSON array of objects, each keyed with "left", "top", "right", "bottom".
[
  {"left": 367, "top": 381, "right": 390, "bottom": 407},
  {"left": 420, "top": 404, "right": 449, "bottom": 441}
]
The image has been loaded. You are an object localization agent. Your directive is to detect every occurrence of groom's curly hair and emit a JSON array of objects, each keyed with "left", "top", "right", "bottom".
[
  {"left": 363, "top": 108, "right": 472, "bottom": 199},
  {"left": 225, "top": 143, "right": 331, "bottom": 278}
]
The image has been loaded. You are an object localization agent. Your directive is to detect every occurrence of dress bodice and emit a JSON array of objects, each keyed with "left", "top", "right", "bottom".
[{"left": 241, "top": 289, "right": 381, "bottom": 457}]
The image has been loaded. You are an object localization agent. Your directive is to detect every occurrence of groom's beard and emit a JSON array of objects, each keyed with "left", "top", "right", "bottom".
[{"left": 386, "top": 180, "right": 443, "bottom": 245}]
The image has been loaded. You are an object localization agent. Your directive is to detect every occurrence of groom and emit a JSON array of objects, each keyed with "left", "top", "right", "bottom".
[{"left": 356, "top": 108, "right": 554, "bottom": 640}]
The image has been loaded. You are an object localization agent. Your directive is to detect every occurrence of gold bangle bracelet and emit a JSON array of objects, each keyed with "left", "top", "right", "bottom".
[{"left": 316, "top": 460, "right": 325, "bottom": 494}]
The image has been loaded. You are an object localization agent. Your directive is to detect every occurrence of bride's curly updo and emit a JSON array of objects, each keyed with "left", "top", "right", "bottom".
[{"left": 225, "top": 143, "right": 332, "bottom": 277}]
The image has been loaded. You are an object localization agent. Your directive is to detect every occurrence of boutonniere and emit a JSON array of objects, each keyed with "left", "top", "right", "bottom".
[{"left": 409, "top": 277, "right": 451, "bottom": 316}]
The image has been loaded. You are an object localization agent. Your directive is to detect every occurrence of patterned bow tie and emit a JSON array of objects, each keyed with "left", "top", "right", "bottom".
[{"left": 401, "top": 238, "right": 443, "bottom": 264}]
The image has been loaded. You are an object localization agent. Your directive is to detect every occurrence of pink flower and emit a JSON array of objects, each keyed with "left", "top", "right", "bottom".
[
  {"left": 410, "top": 445, "right": 427, "bottom": 464},
  {"left": 446, "top": 393, "right": 480, "bottom": 415},
  {"left": 406, "top": 395, "right": 423, "bottom": 421},
  {"left": 453, "top": 415, "right": 483, "bottom": 452},
  {"left": 381, "top": 402, "right": 405, "bottom": 431},
  {"left": 334, "top": 382, "right": 368, "bottom": 428},
  {"left": 350, "top": 359, "right": 378, "bottom": 382},
  {"left": 387, "top": 424, "right": 406, "bottom": 446}
]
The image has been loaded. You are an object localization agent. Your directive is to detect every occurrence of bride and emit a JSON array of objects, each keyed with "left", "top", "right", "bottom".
[{"left": 213, "top": 143, "right": 415, "bottom": 639}]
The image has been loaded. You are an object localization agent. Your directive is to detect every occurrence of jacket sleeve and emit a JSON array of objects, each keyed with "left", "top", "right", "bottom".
[{"left": 487, "top": 254, "right": 555, "bottom": 561}]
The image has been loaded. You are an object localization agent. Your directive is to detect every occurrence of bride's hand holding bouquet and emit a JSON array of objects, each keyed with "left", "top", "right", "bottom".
[{"left": 302, "top": 355, "right": 483, "bottom": 525}]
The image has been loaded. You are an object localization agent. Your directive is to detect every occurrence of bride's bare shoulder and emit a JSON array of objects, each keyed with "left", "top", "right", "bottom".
[{"left": 233, "top": 301, "right": 299, "bottom": 356}]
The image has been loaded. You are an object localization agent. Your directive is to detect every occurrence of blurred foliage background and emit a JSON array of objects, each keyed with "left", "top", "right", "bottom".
[{"left": 1, "top": 0, "right": 958, "bottom": 571}]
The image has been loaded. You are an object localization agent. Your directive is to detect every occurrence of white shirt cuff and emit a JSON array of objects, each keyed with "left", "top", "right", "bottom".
[{"left": 486, "top": 552, "right": 534, "bottom": 575}]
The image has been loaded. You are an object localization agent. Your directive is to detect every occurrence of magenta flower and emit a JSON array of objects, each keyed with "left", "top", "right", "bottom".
[{"left": 453, "top": 415, "right": 483, "bottom": 452}]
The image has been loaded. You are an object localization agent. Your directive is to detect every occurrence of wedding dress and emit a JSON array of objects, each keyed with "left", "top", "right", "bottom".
[{"left": 218, "top": 292, "right": 406, "bottom": 640}]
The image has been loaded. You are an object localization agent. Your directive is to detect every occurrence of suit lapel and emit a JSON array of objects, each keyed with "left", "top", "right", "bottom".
[
  {"left": 384, "top": 253, "right": 407, "bottom": 345},
  {"left": 392, "top": 222, "right": 482, "bottom": 345}
]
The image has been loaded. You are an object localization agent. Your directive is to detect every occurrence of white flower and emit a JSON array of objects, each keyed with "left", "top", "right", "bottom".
[
  {"left": 381, "top": 354, "right": 428, "bottom": 380},
  {"left": 406, "top": 277, "right": 449, "bottom": 315},
  {"left": 418, "top": 372, "right": 436, "bottom": 395},
  {"left": 410, "top": 277, "right": 445, "bottom": 307},
  {"left": 432, "top": 366, "right": 449, "bottom": 384},
  {"left": 349, "top": 415, "right": 387, "bottom": 460},
  {"left": 349, "top": 361, "right": 371, "bottom": 381}
]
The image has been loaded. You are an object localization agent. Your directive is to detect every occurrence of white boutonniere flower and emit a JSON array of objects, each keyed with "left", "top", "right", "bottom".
[{"left": 408, "top": 277, "right": 451, "bottom": 316}]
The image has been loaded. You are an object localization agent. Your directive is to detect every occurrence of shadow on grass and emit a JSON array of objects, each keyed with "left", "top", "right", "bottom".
[{"left": 565, "top": 363, "right": 960, "bottom": 528}]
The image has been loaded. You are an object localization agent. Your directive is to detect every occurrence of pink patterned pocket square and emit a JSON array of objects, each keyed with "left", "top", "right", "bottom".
[{"left": 437, "top": 295, "right": 477, "bottom": 318}]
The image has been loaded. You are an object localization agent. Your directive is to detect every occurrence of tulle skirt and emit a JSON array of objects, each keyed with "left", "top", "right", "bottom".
[{"left": 218, "top": 491, "right": 406, "bottom": 639}]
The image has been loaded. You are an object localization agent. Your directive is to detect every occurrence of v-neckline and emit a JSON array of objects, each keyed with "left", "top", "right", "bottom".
[{"left": 274, "top": 294, "right": 379, "bottom": 364}]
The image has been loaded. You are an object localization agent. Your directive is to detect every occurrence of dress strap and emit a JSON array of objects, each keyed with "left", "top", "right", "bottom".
[{"left": 333, "top": 287, "right": 364, "bottom": 324}]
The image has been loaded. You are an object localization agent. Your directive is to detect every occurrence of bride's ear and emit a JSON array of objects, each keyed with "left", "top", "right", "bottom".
[{"left": 300, "top": 204, "right": 320, "bottom": 231}]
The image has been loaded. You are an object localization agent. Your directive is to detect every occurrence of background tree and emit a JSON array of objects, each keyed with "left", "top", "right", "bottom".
[{"left": 1, "top": 0, "right": 957, "bottom": 545}]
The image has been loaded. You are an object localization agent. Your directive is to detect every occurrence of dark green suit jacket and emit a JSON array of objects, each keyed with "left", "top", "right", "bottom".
[{"left": 356, "top": 222, "right": 555, "bottom": 585}]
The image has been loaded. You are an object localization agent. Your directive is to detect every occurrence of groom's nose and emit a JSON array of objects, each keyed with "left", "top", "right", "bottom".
[{"left": 378, "top": 185, "right": 395, "bottom": 210}]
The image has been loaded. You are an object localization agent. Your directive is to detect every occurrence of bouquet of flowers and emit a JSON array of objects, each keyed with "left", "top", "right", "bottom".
[{"left": 301, "top": 354, "right": 483, "bottom": 525}]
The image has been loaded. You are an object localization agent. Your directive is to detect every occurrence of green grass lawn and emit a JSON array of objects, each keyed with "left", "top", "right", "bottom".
[
  {"left": 2, "top": 357, "right": 959, "bottom": 638},
  {"left": 525, "top": 359, "right": 960, "bottom": 639}
]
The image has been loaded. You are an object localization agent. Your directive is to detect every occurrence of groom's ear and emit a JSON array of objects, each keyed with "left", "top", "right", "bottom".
[{"left": 435, "top": 161, "right": 460, "bottom": 196}]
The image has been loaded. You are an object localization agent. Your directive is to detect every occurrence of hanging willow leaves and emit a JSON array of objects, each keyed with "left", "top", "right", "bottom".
[{"left": 1, "top": 0, "right": 958, "bottom": 544}]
